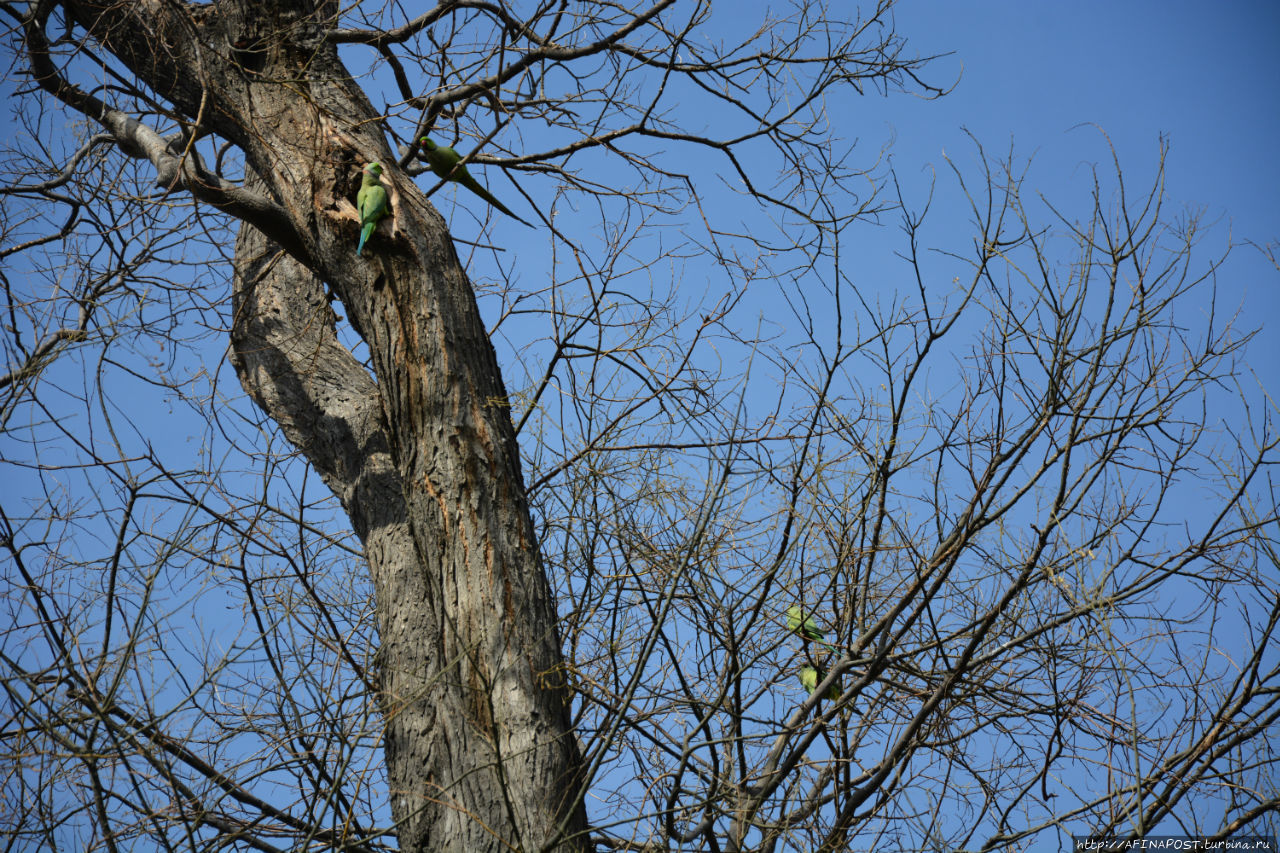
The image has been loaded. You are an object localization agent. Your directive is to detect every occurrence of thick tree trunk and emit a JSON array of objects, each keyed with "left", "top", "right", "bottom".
[{"left": 55, "top": 0, "right": 589, "bottom": 849}]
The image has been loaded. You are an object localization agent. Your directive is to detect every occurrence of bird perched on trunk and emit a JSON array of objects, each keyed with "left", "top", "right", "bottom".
[
  {"left": 419, "top": 137, "right": 531, "bottom": 226},
  {"left": 356, "top": 162, "right": 389, "bottom": 256}
]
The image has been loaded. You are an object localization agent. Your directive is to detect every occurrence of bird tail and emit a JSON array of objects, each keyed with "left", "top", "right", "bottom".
[
  {"left": 464, "top": 175, "right": 533, "bottom": 227},
  {"left": 481, "top": 190, "right": 528, "bottom": 225},
  {"left": 357, "top": 223, "right": 373, "bottom": 256}
]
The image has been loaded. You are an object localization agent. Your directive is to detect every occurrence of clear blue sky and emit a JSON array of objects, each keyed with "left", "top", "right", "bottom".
[
  {"left": 866, "top": 1, "right": 1278, "bottom": 351},
  {"left": 3, "top": 3, "right": 1276, "bottom": 848}
]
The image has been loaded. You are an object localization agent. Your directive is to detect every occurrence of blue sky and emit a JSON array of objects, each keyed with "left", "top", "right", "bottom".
[
  {"left": 548, "top": 3, "right": 1280, "bottom": 845},
  {"left": 472, "top": 1, "right": 1278, "bottom": 405},
  {"left": 868, "top": 1, "right": 1278, "bottom": 339},
  {"left": 2, "top": 2, "right": 1277, "bottom": 848}
]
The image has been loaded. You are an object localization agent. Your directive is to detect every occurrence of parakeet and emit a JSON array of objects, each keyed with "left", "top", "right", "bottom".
[
  {"left": 787, "top": 605, "right": 824, "bottom": 641},
  {"left": 787, "top": 604, "right": 838, "bottom": 653},
  {"left": 419, "top": 137, "right": 531, "bottom": 226},
  {"left": 799, "top": 664, "right": 841, "bottom": 702},
  {"left": 356, "top": 162, "right": 389, "bottom": 256}
]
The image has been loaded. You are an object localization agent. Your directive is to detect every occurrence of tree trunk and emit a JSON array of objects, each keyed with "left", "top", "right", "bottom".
[{"left": 54, "top": 0, "right": 589, "bottom": 848}]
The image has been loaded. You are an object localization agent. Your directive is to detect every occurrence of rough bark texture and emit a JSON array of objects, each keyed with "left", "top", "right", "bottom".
[{"left": 50, "top": 0, "right": 589, "bottom": 849}]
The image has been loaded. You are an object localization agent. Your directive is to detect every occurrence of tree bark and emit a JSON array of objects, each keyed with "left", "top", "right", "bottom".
[{"left": 47, "top": 0, "right": 590, "bottom": 848}]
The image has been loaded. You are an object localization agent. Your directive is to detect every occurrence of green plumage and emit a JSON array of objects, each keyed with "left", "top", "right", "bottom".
[
  {"left": 799, "top": 664, "right": 841, "bottom": 702},
  {"left": 420, "top": 137, "right": 531, "bottom": 226},
  {"left": 356, "top": 162, "right": 389, "bottom": 256},
  {"left": 787, "top": 605, "right": 824, "bottom": 641},
  {"left": 787, "top": 604, "right": 837, "bottom": 652}
]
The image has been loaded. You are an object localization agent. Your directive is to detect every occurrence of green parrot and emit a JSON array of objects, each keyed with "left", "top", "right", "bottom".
[
  {"left": 356, "top": 162, "right": 389, "bottom": 256},
  {"left": 799, "top": 664, "right": 841, "bottom": 702},
  {"left": 419, "top": 137, "right": 531, "bottom": 226},
  {"left": 787, "top": 605, "right": 837, "bottom": 653}
]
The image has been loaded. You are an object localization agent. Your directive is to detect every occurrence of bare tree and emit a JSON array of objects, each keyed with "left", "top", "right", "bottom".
[
  {"left": 1, "top": 1, "right": 1275, "bottom": 852},
  {"left": 546, "top": 135, "right": 1280, "bottom": 851}
]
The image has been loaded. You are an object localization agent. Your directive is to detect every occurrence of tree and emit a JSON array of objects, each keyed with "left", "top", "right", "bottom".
[{"left": 1, "top": 1, "right": 1276, "bottom": 852}]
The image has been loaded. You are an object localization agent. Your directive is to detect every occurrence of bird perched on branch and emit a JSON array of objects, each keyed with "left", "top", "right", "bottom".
[
  {"left": 787, "top": 604, "right": 838, "bottom": 654},
  {"left": 356, "top": 162, "right": 389, "bottom": 256},
  {"left": 419, "top": 137, "right": 531, "bottom": 227},
  {"left": 799, "top": 664, "right": 841, "bottom": 702}
]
